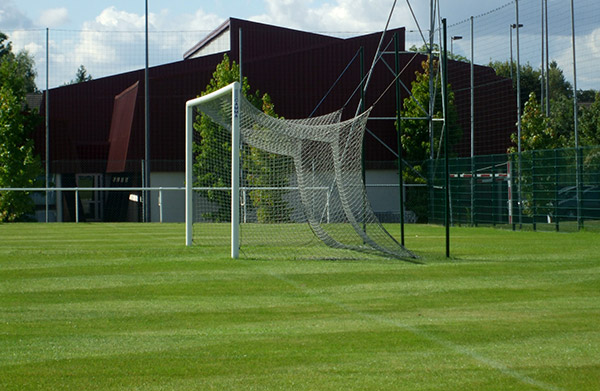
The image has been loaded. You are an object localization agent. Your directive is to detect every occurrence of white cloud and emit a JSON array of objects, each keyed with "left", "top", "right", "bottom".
[
  {"left": 251, "top": 0, "right": 426, "bottom": 35},
  {"left": 53, "top": 6, "right": 223, "bottom": 85},
  {"left": 85, "top": 6, "right": 145, "bottom": 31},
  {"left": 0, "top": 0, "right": 33, "bottom": 29},
  {"left": 552, "top": 28, "right": 600, "bottom": 90},
  {"left": 154, "top": 8, "right": 223, "bottom": 32},
  {"left": 38, "top": 8, "right": 70, "bottom": 28}
]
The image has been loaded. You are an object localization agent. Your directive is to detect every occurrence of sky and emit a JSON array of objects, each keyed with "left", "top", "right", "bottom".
[
  {"left": 1, "top": 0, "right": 497, "bottom": 32},
  {"left": 1, "top": 0, "right": 598, "bottom": 89}
]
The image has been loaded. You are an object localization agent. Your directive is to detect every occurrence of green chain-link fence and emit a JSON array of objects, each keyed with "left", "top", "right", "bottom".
[{"left": 414, "top": 146, "right": 600, "bottom": 232}]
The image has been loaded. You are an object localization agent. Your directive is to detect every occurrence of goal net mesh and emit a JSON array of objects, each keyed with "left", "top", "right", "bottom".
[{"left": 191, "top": 86, "right": 415, "bottom": 260}]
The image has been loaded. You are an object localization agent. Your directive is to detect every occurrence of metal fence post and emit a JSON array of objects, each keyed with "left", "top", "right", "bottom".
[
  {"left": 532, "top": 150, "right": 537, "bottom": 231},
  {"left": 554, "top": 149, "right": 560, "bottom": 232},
  {"left": 75, "top": 189, "right": 79, "bottom": 223}
]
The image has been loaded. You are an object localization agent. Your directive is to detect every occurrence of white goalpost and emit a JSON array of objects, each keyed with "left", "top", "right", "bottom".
[
  {"left": 185, "top": 82, "right": 240, "bottom": 258},
  {"left": 185, "top": 82, "right": 416, "bottom": 261}
]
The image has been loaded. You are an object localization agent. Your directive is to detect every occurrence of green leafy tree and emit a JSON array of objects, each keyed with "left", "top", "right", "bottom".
[
  {"left": 0, "top": 32, "right": 13, "bottom": 59},
  {"left": 577, "top": 89, "right": 598, "bottom": 103},
  {"left": 409, "top": 44, "right": 468, "bottom": 62},
  {"left": 242, "top": 93, "right": 293, "bottom": 223},
  {"left": 68, "top": 65, "right": 93, "bottom": 84},
  {"left": 547, "top": 60, "right": 572, "bottom": 101},
  {"left": 0, "top": 32, "right": 42, "bottom": 221},
  {"left": 399, "top": 58, "right": 462, "bottom": 221},
  {"left": 580, "top": 93, "right": 600, "bottom": 146},
  {"left": 509, "top": 92, "right": 570, "bottom": 152},
  {"left": 580, "top": 93, "right": 600, "bottom": 183},
  {"left": 400, "top": 59, "right": 462, "bottom": 166},
  {"left": 509, "top": 93, "right": 574, "bottom": 219},
  {"left": 193, "top": 54, "right": 288, "bottom": 222},
  {"left": 489, "top": 60, "right": 541, "bottom": 111},
  {"left": 0, "top": 86, "right": 42, "bottom": 221}
]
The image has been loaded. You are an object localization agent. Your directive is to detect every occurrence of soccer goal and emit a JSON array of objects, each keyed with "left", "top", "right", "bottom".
[{"left": 186, "top": 82, "right": 415, "bottom": 261}]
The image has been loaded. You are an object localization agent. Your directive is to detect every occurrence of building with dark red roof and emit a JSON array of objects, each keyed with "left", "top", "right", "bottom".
[{"left": 34, "top": 18, "right": 516, "bottom": 222}]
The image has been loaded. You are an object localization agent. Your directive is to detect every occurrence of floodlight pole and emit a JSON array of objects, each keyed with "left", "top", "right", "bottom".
[
  {"left": 144, "top": 0, "right": 151, "bottom": 222},
  {"left": 509, "top": 25, "right": 513, "bottom": 81},
  {"left": 571, "top": 0, "right": 582, "bottom": 230},
  {"left": 515, "top": 0, "right": 523, "bottom": 229},
  {"left": 428, "top": 0, "right": 436, "bottom": 222},
  {"left": 544, "top": 0, "right": 550, "bottom": 116},
  {"left": 45, "top": 28, "right": 50, "bottom": 223},
  {"left": 470, "top": 16, "right": 475, "bottom": 226},
  {"left": 394, "top": 32, "right": 405, "bottom": 245},
  {"left": 359, "top": 47, "right": 367, "bottom": 237},
  {"left": 540, "top": 0, "right": 546, "bottom": 112},
  {"left": 442, "top": 18, "right": 450, "bottom": 259}
]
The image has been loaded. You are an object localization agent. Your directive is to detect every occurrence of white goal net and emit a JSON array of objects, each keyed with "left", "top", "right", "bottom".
[{"left": 186, "top": 82, "right": 415, "bottom": 260}]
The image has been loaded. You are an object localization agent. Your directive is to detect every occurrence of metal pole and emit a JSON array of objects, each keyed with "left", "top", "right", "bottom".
[
  {"left": 544, "top": 0, "right": 550, "bottom": 115},
  {"left": 360, "top": 47, "right": 367, "bottom": 236},
  {"left": 540, "top": 0, "right": 545, "bottom": 112},
  {"left": 442, "top": 18, "right": 450, "bottom": 258},
  {"left": 571, "top": 0, "right": 582, "bottom": 229},
  {"left": 515, "top": 0, "right": 523, "bottom": 228},
  {"left": 158, "top": 189, "right": 163, "bottom": 223},
  {"left": 75, "top": 189, "right": 79, "bottom": 223},
  {"left": 428, "top": 0, "right": 436, "bottom": 223},
  {"left": 429, "top": 0, "right": 435, "bottom": 160},
  {"left": 470, "top": 16, "right": 475, "bottom": 226},
  {"left": 509, "top": 25, "right": 513, "bottom": 82},
  {"left": 394, "top": 32, "right": 405, "bottom": 245},
  {"left": 45, "top": 28, "right": 50, "bottom": 223},
  {"left": 144, "top": 0, "right": 151, "bottom": 222},
  {"left": 239, "top": 28, "right": 243, "bottom": 83}
]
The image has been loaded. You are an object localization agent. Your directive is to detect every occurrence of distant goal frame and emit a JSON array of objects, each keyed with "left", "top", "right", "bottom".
[{"left": 185, "top": 82, "right": 241, "bottom": 258}]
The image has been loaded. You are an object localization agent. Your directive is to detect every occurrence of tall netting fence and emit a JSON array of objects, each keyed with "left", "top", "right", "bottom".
[
  {"left": 2, "top": 1, "right": 599, "bottom": 238},
  {"left": 427, "top": 147, "right": 600, "bottom": 232},
  {"left": 445, "top": 0, "right": 600, "bottom": 157}
]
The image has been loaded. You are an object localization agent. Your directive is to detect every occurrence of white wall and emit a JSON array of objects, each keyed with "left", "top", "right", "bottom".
[
  {"left": 147, "top": 169, "right": 402, "bottom": 223},
  {"left": 365, "top": 169, "right": 401, "bottom": 213},
  {"left": 149, "top": 172, "right": 185, "bottom": 223}
]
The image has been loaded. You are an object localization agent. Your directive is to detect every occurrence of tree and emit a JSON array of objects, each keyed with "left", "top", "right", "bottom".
[
  {"left": 0, "top": 32, "right": 42, "bottom": 222},
  {"left": 0, "top": 32, "right": 13, "bottom": 59},
  {"left": 399, "top": 58, "right": 462, "bottom": 221},
  {"left": 69, "top": 65, "right": 93, "bottom": 84},
  {"left": 0, "top": 86, "right": 42, "bottom": 221},
  {"left": 579, "top": 93, "right": 600, "bottom": 184},
  {"left": 0, "top": 31, "right": 37, "bottom": 95},
  {"left": 547, "top": 60, "right": 572, "bottom": 101},
  {"left": 489, "top": 60, "right": 541, "bottom": 111},
  {"left": 193, "top": 54, "right": 288, "bottom": 222},
  {"left": 409, "top": 43, "right": 468, "bottom": 62},
  {"left": 509, "top": 92, "right": 570, "bottom": 153},
  {"left": 577, "top": 89, "right": 598, "bottom": 104},
  {"left": 580, "top": 93, "right": 600, "bottom": 146},
  {"left": 400, "top": 58, "right": 462, "bottom": 164}
]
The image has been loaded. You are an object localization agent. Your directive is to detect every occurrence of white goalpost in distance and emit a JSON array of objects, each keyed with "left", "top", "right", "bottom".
[
  {"left": 185, "top": 81, "right": 416, "bottom": 261},
  {"left": 185, "top": 82, "right": 240, "bottom": 258}
]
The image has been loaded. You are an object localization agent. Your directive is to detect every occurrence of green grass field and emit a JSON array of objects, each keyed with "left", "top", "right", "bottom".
[{"left": 1, "top": 223, "right": 599, "bottom": 390}]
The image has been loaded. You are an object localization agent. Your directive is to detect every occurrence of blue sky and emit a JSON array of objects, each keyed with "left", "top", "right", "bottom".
[
  {"left": 1, "top": 1, "right": 599, "bottom": 89},
  {"left": 2, "top": 0, "right": 503, "bottom": 32}
]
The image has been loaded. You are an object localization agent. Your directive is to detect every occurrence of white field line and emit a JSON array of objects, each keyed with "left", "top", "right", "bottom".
[{"left": 252, "top": 266, "right": 565, "bottom": 391}]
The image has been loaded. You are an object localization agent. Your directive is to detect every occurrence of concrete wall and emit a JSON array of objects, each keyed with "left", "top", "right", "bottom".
[
  {"left": 147, "top": 170, "right": 403, "bottom": 223},
  {"left": 149, "top": 172, "right": 185, "bottom": 223}
]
